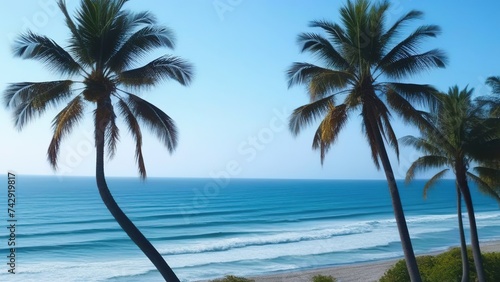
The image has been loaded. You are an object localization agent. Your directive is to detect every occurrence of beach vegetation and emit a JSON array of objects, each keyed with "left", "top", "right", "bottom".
[
  {"left": 380, "top": 259, "right": 409, "bottom": 282},
  {"left": 286, "top": 0, "right": 447, "bottom": 280},
  {"left": 209, "top": 275, "right": 255, "bottom": 282},
  {"left": 380, "top": 248, "right": 500, "bottom": 282},
  {"left": 312, "top": 274, "right": 338, "bottom": 282},
  {"left": 2, "top": 0, "right": 193, "bottom": 280},
  {"left": 482, "top": 252, "right": 500, "bottom": 281},
  {"left": 401, "top": 86, "right": 500, "bottom": 281},
  {"left": 429, "top": 248, "right": 475, "bottom": 282}
]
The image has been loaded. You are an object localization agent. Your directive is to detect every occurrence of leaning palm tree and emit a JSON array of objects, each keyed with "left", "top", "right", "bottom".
[
  {"left": 402, "top": 86, "right": 500, "bottom": 282},
  {"left": 3, "top": 0, "right": 193, "bottom": 281},
  {"left": 286, "top": 0, "right": 447, "bottom": 280}
]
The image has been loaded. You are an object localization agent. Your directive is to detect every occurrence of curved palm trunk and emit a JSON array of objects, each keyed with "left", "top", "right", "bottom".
[
  {"left": 456, "top": 167, "right": 485, "bottom": 282},
  {"left": 372, "top": 128, "right": 421, "bottom": 281},
  {"left": 456, "top": 184, "right": 469, "bottom": 282},
  {"left": 95, "top": 111, "right": 180, "bottom": 282}
]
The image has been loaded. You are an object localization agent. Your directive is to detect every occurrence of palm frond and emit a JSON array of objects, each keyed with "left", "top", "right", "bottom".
[
  {"left": 4, "top": 81, "right": 74, "bottom": 129},
  {"left": 73, "top": 0, "right": 128, "bottom": 67},
  {"left": 476, "top": 79, "right": 500, "bottom": 117},
  {"left": 385, "top": 87, "right": 435, "bottom": 131},
  {"left": 381, "top": 49, "right": 447, "bottom": 79},
  {"left": 466, "top": 135, "right": 500, "bottom": 162},
  {"left": 463, "top": 116, "right": 498, "bottom": 141},
  {"left": 107, "top": 26, "right": 175, "bottom": 72},
  {"left": 380, "top": 10, "right": 423, "bottom": 49},
  {"left": 119, "top": 55, "right": 193, "bottom": 88},
  {"left": 312, "top": 121, "right": 331, "bottom": 164},
  {"left": 473, "top": 166, "right": 500, "bottom": 189},
  {"left": 486, "top": 76, "right": 500, "bottom": 94},
  {"left": 339, "top": 0, "right": 371, "bottom": 50},
  {"left": 475, "top": 96, "right": 500, "bottom": 118},
  {"left": 106, "top": 108, "right": 120, "bottom": 159},
  {"left": 385, "top": 83, "right": 439, "bottom": 108},
  {"left": 421, "top": 168, "right": 449, "bottom": 198},
  {"left": 309, "top": 20, "right": 350, "bottom": 47},
  {"left": 379, "top": 25, "right": 442, "bottom": 72},
  {"left": 93, "top": 97, "right": 120, "bottom": 161},
  {"left": 57, "top": 0, "right": 92, "bottom": 66},
  {"left": 102, "top": 8, "right": 167, "bottom": 72},
  {"left": 311, "top": 104, "right": 349, "bottom": 164},
  {"left": 399, "top": 135, "right": 442, "bottom": 156},
  {"left": 127, "top": 10, "right": 157, "bottom": 26},
  {"left": 297, "top": 32, "right": 349, "bottom": 69},
  {"left": 289, "top": 95, "right": 334, "bottom": 136},
  {"left": 362, "top": 0, "right": 390, "bottom": 64},
  {"left": 467, "top": 171, "right": 500, "bottom": 204},
  {"left": 117, "top": 98, "right": 146, "bottom": 178},
  {"left": 287, "top": 63, "right": 351, "bottom": 92},
  {"left": 126, "top": 94, "right": 177, "bottom": 153},
  {"left": 308, "top": 69, "right": 352, "bottom": 100},
  {"left": 406, "top": 155, "right": 448, "bottom": 182},
  {"left": 47, "top": 96, "right": 85, "bottom": 168},
  {"left": 13, "top": 32, "right": 81, "bottom": 75}
]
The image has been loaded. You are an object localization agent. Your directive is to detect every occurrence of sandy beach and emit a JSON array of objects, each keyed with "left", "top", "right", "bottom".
[{"left": 236, "top": 240, "right": 500, "bottom": 282}]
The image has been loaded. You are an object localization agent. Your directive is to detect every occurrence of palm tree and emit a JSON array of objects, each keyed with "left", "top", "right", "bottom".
[
  {"left": 402, "top": 86, "right": 500, "bottom": 282},
  {"left": 3, "top": 0, "right": 193, "bottom": 281},
  {"left": 286, "top": 0, "right": 447, "bottom": 280}
]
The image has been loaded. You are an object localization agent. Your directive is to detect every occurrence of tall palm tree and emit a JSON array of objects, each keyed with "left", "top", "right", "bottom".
[
  {"left": 286, "top": 0, "right": 447, "bottom": 280},
  {"left": 3, "top": 0, "right": 193, "bottom": 281},
  {"left": 402, "top": 86, "right": 500, "bottom": 282}
]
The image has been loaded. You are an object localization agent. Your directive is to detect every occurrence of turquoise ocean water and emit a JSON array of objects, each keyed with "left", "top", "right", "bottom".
[{"left": 1, "top": 176, "right": 499, "bottom": 281}]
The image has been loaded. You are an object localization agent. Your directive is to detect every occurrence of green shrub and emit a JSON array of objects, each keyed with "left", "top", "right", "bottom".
[
  {"left": 379, "top": 259, "right": 411, "bottom": 282},
  {"left": 379, "top": 248, "right": 500, "bottom": 282},
  {"left": 483, "top": 252, "right": 500, "bottom": 281},
  {"left": 312, "top": 274, "right": 337, "bottom": 282},
  {"left": 379, "top": 256, "right": 436, "bottom": 282},
  {"left": 209, "top": 275, "right": 254, "bottom": 282},
  {"left": 427, "top": 248, "right": 475, "bottom": 282},
  {"left": 415, "top": 255, "right": 436, "bottom": 281}
]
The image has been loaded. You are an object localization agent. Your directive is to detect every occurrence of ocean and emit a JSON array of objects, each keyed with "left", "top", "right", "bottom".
[{"left": 1, "top": 176, "right": 499, "bottom": 281}]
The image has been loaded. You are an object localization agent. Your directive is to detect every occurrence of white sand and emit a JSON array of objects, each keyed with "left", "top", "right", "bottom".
[{"left": 237, "top": 240, "right": 500, "bottom": 282}]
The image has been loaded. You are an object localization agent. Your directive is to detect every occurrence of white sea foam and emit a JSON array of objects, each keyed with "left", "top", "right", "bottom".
[
  {"left": 159, "top": 222, "right": 402, "bottom": 270},
  {"left": 158, "top": 223, "right": 374, "bottom": 256}
]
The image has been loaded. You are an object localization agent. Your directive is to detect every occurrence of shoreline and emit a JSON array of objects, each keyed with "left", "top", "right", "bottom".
[{"left": 211, "top": 240, "right": 500, "bottom": 282}]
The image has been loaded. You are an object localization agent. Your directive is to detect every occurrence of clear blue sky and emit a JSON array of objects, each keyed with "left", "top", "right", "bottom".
[{"left": 1, "top": 0, "right": 499, "bottom": 180}]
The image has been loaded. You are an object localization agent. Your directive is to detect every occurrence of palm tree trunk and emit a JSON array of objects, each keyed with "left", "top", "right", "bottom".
[
  {"left": 372, "top": 128, "right": 421, "bottom": 282},
  {"left": 456, "top": 184, "right": 469, "bottom": 282},
  {"left": 456, "top": 169, "right": 485, "bottom": 282},
  {"left": 95, "top": 107, "right": 180, "bottom": 282}
]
